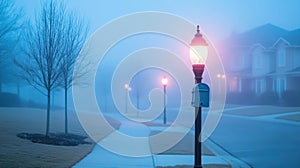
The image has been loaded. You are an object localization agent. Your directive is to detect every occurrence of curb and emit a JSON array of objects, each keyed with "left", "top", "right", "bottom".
[{"left": 205, "top": 138, "right": 252, "bottom": 168}]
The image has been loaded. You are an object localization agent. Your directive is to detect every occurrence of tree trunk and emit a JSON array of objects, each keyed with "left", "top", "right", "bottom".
[
  {"left": 46, "top": 89, "right": 51, "bottom": 137},
  {"left": 64, "top": 87, "right": 68, "bottom": 134}
]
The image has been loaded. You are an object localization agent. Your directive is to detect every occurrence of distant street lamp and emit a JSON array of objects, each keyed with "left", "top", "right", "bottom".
[
  {"left": 217, "top": 74, "right": 225, "bottom": 92},
  {"left": 161, "top": 76, "right": 168, "bottom": 124},
  {"left": 136, "top": 86, "right": 140, "bottom": 117},
  {"left": 190, "top": 25, "right": 209, "bottom": 168},
  {"left": 217, "top": 74, "right": 225, "bottom": 79},
  {"left": 124, "top": 84, "right": 132, "bottom": 113}
]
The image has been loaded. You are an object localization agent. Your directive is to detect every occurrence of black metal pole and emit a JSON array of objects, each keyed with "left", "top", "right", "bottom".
[
  {"left": 194, "top": 106, "right": 202, "bottom": 168},
  {"left": 163, "top": 85, "right": 167, "bottom": 124},
  {"left": 192, "top": 64, "right": 204, "bottom": 168},
  {"left": 136, "top": 85, "right": 140, "bottom": 117},
  {"left": 137, "top": 94, "right": 139, "bottom": 117}
]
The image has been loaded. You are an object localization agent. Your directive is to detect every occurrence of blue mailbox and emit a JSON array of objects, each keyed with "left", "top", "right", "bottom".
[{"left": 192, "top": 83, "right": 210, "bottom": 107}]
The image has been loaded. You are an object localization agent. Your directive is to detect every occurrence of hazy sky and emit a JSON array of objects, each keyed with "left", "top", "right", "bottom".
[
  {"left": 18, "top": 0, "right": 300, "bottom": 42},
  {"left": 14, "top": 0, "right": 300, "bottom": 108}
]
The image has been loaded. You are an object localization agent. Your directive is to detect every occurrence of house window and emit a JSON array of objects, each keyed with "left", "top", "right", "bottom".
[
  {"left": 254, "top": 55, "right": 263, "bottom": 68},
  {"left": 255, "top": 79, "right": 266, "bottom": 94},
  {"left": 274, "top": 78, "right": 286, "bottom": 96},
  {"left": 238, "top": 78, "right": 242, "bottom": 92},
  {"left": 229, "top": 77, "right": 242, "bottom": 93},
  {"left": 277, "top": 49, "right": 286, "bottom": 67},
  {"left": 229, "top": 77, "right": 237, "bottom": 92}
]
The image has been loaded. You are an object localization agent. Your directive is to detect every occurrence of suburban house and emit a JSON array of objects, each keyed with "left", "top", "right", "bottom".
[{"left": 223, "top": 24, "right": 300, "bottom": 105}]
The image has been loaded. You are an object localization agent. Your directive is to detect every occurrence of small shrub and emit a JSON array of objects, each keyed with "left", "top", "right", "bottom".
[
  {"left": 22, "top": 99, "right": 46, "bottom": 109},
  {"left": 226, "top": 91, "right": 256, "bottom": 105},
  {"left": 257, "top": 91, "right": 279, "bottom": 105},
  {"left": 0, "top": 92, "right": 21, "bottom": 107},
  {"left": 282, "top": 90, "right": 300, "bottom": 106}
]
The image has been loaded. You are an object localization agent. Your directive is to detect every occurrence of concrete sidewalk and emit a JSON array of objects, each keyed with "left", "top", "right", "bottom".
[
  {"left": 73, "top": 145, "right": 154, "bottom": 168},
  {"left": 73, "top": 114, "right": 247, "bottom": 168}
]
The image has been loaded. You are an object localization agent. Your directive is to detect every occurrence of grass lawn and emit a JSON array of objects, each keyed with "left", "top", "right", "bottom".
[
  {"left": 149, "top": 130, "right": 214, "bottom": 156},
  {"left": 277, "top": 113, "right": 300, "bottom": 122},
  {"left": 0, "top": 107, "right": 120, "bottom": 167}
]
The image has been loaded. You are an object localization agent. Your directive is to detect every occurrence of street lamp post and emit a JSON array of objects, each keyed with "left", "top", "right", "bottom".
[
  {"left": 136, "top": 88, "right": 140, "bottom": 117},
  {"left": 217, "top": 74, "right": 225, "bottom": 92},
  {"left": 161, "top": 76, "right": 168, "bottom": 124},
  {"left": 190, "top": 25, "right": 209, "bottom": 168},
  {"left": 124, "top": 84, "right": 132, "bottom": 113}
]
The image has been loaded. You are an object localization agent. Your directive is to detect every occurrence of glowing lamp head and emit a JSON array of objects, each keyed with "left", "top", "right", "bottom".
[
  {"left": 161, "top": 76, "right": 168, "bottom": 86},
  {"left": 189, "top": 25, "right": 208, "bottom": 65}
]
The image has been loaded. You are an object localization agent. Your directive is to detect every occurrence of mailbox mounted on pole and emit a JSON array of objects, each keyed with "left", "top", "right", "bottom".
[{"left": 192, "top": 83, "right": 210, "bottom": 107}]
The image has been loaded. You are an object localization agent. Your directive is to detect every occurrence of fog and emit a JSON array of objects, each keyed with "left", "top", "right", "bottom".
[
  {"left": 1, "top": 0, "right": 300, "bottom": 114},
  {"left": 1, "top": 1, "right": 300, "bottom": 167}
]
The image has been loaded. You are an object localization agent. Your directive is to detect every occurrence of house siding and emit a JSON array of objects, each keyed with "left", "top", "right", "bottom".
[
  {"left": 287, "top": 77, "right": 300, "bottom": 91},
  {"left": 289, "top": 47, "right": 300, "bottom": 69},
  {"left": 252, "top": 45, "right": 272, "bottom": 76}
]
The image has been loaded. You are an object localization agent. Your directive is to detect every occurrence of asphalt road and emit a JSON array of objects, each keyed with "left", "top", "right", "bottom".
[{"left": 209, "top": 113, "right": 300, "bottom": 168}]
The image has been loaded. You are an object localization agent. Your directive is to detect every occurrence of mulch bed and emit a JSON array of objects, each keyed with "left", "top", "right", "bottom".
[
  {"left": 142, "top": 122, "right": 171, "bottom": 127},
  {"left": 17, "top": 132, "right": 92, "bottom": 146}
]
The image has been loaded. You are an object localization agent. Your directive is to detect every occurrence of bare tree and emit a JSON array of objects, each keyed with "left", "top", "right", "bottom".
[
  {"left": 0, "top": 0, "right": 22, "bottom": 92},
  {"left": 59, "top": 12, "right": 88, "bottom": 135},
  {"left": 15, "top": 0, "right": 66, "bottom": 137}
]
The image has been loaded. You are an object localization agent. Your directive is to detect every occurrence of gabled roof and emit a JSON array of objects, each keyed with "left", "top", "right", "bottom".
[
  {"left": 284, "top": 28, "right": 300, "bottom": 45},
  {"left": 229, "top": 24, "right": 288, "bottom": 47},
  {"left": 272, "top": 37, "right": 291, "bottom": 48}
]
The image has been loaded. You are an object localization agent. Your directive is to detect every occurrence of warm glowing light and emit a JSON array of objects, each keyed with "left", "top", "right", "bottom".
[
  {"left": 189, "top": 25, "right": 208, "bottom": 65},
  {"left": 217, "top": 74, "right": 226, "bottom": 79},
  {"left": 124, "top": 84, "right": 131, "bottom": 91},
  {"left": 161, "top": 76, "right": 168, "bottom": 86},
  {"left": 189, "top": 45, "right": 208, "bottom": 65}
]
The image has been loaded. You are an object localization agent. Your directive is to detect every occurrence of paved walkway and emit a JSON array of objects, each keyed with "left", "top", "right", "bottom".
[
  {"left": 74, "top": 113, "right": 246, "bottom": 168},
  {"left": 74, "top": 145, "right": 154, "bottom": 168}
]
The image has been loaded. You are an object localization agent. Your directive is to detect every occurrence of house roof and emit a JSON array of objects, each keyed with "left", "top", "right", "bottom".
[
  {"left": 289, "top": 67, "right": 300, "bottom": 73},
  {"left": 284, "top": 28, "right": 300, "bottom": 45},
  {"left": 266, "top": 68, "right": 300, "bottom": 76},
  {"left": 229, "top": 24, "right": 288, "bottom": 47},
  {"left": 227, "top": 68, "right": 252, "bottom": 77},
  {"left": 228, "top": 23, "right": 300, "bottom": 48}
]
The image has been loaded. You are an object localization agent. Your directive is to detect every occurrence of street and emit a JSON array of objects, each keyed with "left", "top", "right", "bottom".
[{"left": 208, "top": 107, "right": 300, "bottom": 167}]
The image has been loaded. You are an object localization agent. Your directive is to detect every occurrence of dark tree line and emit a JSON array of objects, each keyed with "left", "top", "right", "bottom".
[{"left": 0, "top": 0, "right": 22, "bottom": 92}]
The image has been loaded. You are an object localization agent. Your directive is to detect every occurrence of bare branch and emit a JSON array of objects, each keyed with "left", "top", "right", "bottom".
[
  {"left": 0, "top": 0, "right": 22, "bottom": 84},
  {"left": 15, "top": 0, "right": 67, "bottom": 93},
  {"left": 56, "top": 9, "right": 90, "bottom": 90}
]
